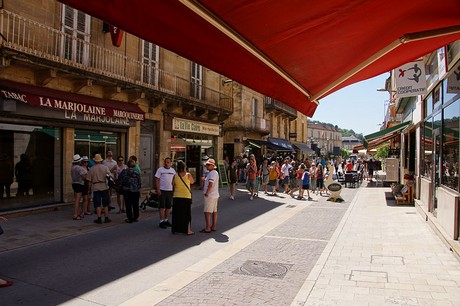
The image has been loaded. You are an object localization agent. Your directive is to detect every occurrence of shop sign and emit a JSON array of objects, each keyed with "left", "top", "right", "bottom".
[
  {"left": 109, "top": 25, "right": 124, "bottom": 47},
  {"left": 172, "top": 117, "right": 220, "bottom": 135},
  {"left": 393, "top": 60, "right": 427, "bottom": 98},
  {"left": 0, "top": 87, "right": 144, "bottom": 121}
]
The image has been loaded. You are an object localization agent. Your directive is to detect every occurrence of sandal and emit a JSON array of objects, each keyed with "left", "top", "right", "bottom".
[
  {"left": 199, "top": 229, "right": 211, "bottom": 233},
  {"left": 73, "top": 216, "right": 82, "bottom": 220}
]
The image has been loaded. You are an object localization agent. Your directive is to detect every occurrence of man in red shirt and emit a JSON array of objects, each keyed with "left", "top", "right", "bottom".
[{"left": 246, "top": 155, "right": 258, "bottom": 200}]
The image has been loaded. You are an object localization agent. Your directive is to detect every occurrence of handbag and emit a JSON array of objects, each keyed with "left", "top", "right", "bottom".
[{"left": 106, "top": 174, "right": 116, "bottom": 188}]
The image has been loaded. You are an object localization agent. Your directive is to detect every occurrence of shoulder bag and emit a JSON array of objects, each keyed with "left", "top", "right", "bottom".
[{"left": 178, "top": 173, "right": 192, "bottom": 202}]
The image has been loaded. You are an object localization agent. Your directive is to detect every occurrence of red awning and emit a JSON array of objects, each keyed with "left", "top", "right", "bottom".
[
  {"left": 0, "top": 80, "right": 145, "bottom": 120},
  {"left": 58, "top": 0, "right": 460, "bottom": 117}
]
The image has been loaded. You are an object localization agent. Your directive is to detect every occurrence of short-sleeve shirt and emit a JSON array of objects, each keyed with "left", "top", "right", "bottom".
[
  {"left": 173, "top": 173, "right": 192, "bottom": 199},
  {"left": 88, "top": 163, "right": 110, "bottom": 191},
  {"left": 155, "top": 166, "right": 176, "bottom": 191},
  {"left": 71, "top": 164, "right": 86, "bottom": 185},
  {"left": 103, "top": 158, "right": 117, "bottom": 177},
  {"left": 203, "top": 169, "right": 219, "bottom": 198}
]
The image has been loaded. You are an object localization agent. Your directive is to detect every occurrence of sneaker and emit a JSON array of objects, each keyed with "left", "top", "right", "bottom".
[
  {"left": 94, "top": 218, "right": 102, "bottom": 224},
  {"left": 164, "top": 220, "right": 172, "bottom": 227},
  {"left": 159, "top": 221, "right": 167, "bottom": 229},
  {"left": 230, "top": 195, "right": 234, "bottom": 200},
  {"left": 250, "top": 196, "right": 253, "bottom": 200},
  {"left": 308, "top": 197, "right": 313, "bottom": 200},
  {"left": 104, "top": 217, "right": 112, "bottom": 223}
]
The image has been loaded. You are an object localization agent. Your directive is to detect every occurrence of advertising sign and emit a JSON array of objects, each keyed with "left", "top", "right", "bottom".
[{"left": 394, "top": 60, "right": 427, "bottom": 98}]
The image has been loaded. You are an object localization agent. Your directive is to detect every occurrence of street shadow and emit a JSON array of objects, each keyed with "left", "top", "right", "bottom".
[{"left": 0, "top": 189, "right": 285, "bottom": 305}]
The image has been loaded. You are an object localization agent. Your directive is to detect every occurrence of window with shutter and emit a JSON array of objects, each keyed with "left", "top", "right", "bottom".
[{"left": 61, "top": 5, "right": 90, "bottom": 65}]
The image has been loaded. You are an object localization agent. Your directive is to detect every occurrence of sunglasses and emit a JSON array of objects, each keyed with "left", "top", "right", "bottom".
[{"left": 118, "top": 159, "right": 124, "bottom": 162}]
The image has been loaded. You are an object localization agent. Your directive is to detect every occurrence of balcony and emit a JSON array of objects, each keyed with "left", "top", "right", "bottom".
[
  {"left": 264, "top": 97, "right": 297, "bottom": 118},
  {"left": 0, "top": 9, "right": 232, "bottom": 114},
  {"left": 224, "top": 115, "right": 271, "bottom": 135}
]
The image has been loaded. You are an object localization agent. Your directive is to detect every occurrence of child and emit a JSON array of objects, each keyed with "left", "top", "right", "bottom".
[{"left": 300, "top": 167, "right": 313, "bottom": 200}]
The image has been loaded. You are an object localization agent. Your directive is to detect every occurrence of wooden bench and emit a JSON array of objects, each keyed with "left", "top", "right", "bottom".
[{"left": 393, "top": 183, "right": 414, "bottom": 204}]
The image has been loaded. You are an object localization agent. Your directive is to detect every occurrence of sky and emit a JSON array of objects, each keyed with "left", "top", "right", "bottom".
[{"left": 311, "top": 73, "right": 391, "bottom": 136}]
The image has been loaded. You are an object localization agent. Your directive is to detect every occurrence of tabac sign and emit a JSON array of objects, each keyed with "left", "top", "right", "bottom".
[
  {"left": 172, "top": 117, "right": 220, "bottom": 136},
  {"left": 394, "top": 60, "right": 427, "bottom": 98}
]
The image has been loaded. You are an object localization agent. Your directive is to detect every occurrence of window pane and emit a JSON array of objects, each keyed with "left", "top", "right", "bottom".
[
  {"left": 441, "top": 100, "right": 459, "bottom": 191},
  {"left": 421, "top": 119, "right": 432, "bottom": 178}
]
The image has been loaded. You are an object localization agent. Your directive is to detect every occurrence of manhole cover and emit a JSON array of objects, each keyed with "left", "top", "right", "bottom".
[{"left": 234, "top": 260, "right": 292, "bottom": 279}]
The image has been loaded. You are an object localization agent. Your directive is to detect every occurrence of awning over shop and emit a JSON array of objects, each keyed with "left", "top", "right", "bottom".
[
  {"left": 267, "top": 137, "right": 295, "bottom": 153},
  {"left": 59, "top": 0, "right": 460, "bottom": 117},
  {"left": 292, "top": 142, "right": 315, "bottom": 155},
  {"left": 0, "top": 80, "right": 145, "bottom": 120},
  {"left": 362, "top": 121, "right": 411, "bottom": 149},
  {"left": 247, "top": 139, "right": 292, "bottom": 152}
]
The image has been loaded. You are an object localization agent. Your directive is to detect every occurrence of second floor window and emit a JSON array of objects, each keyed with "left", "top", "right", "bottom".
[
  {"left": 251, "top": 98, "right": 258, "bottom": 117},
  {"left": 61, "top": 5, "right": 90, "bottom": 65},
  {"left": 191, "top": 62, "right": 203, "bottom": 99},
  {"left": 142, "top": 41, "right": 159, "bottom": 85}
]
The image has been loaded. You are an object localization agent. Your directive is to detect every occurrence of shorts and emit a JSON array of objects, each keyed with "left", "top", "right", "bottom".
[
  {"left": 72, "top": 183, "right": 85, "bottom": 194},
  {"left": 302, "top": 184, "right": 310, "bottom": 190},
  {"left": 282, "top": 177, "right": 289, "bottom": 185},
  {"left": 316, "top": 179, "right": 324, "bottom": 189},
  {"left": 159, "top": 190, "right": 173, "bottom": 209},
  {"left": 82, "top": 181, "right": 89, "bottom": 196},
  {"left": 93, "top": 190, "right": 110, "bottom": 208},
  {"left": 269, "top": 179, "right": 277, "bottom": 186},
  {"left": 247, "top": 179, "right": 256, "bottom": 190},
  {"left": 203, "top": 196, "right": 219, "bottom": 213},
  {"left": 297, "top": 179, "right": 303, "bottom": 187},
  {"left": 368, "top": 169, "right": 374, "bottom": 176},
  {"left": 261, "top": 175, "right": 269, "bottom": 185}
]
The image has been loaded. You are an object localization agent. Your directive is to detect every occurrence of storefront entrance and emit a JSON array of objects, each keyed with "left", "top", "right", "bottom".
[{"left": 0, "top": 123, "right": 61, "bottom": 211}]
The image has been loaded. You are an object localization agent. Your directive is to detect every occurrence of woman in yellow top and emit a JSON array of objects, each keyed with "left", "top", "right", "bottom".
[
  {"left": 172, "top": 160, "right": 195, "bottom": 235},
  {"left": 268, "top": 161, "right": 280, "bottom": 196}
]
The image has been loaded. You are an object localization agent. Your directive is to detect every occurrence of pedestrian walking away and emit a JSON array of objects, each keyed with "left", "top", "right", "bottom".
[
  {"left": 171, "top": 160, "right": 195, "bottom": 235},
  {"left": 155, "top": 157, "right": 176, "bottom": 229},
  {"left": 87, "top": 154, "right": 112, "bottom": 224},
  {"left": 118, "top": 159, "right": 141, "bottom": 223}
]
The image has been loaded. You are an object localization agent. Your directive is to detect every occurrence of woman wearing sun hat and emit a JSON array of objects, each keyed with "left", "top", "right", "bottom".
[{"left": 70, "top": 154, "right": 86, "bottom": 220}]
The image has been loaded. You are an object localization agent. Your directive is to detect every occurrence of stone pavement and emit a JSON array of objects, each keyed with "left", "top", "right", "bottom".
[
  {"left": 1, "top": 182, "right": 460, "bottom": 305},
  {"left": 120, "top": 183, "right": 460, "bottom": 306}
]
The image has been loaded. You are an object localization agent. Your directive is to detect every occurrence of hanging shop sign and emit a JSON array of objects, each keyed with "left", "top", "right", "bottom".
[
  {"left": 0, "top": 81, "right": 144, "bottom": 126},
  {"left": 171, "top": 117, "right": 220, "bottom": 136},
  {"left": 394, "top": 60, "right": 427, "bottom": 98},
  {"left": 109, "top": 24, "right": 124, "bottom": 47},
  {"left": 447, "top": 65, "right": 460, "bottom": 94}
]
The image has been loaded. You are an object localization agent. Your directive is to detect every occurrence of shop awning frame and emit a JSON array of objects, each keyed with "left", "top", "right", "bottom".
[
  {"left": 247, "top": 139, "right": 292, "bottom": 152},
  {"left": 58, "top": 0, "right": 460, "bottom": 117},
  {"left": 292, "top": 142, "right": 315, "bottom": 155},
  {"left": 363, "top": 121, "right": 411, "bottom": 149},
  {"left": 267, "top": 137, "right": 295, "bottom": 153}
]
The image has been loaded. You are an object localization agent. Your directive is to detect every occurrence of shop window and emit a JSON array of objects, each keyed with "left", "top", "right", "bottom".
[
  {"left": 433, "top": 84, "right": 442, "bottom": 111},
  {"left": 441, "top": 100, "right": 459, "bottom": 192},
  {"left": 74, "top": 130, "right": 120, "bottom": 161},
  {"left": 424, "top": 93, "right": 433, "bottom": 118},
  {"left": 421, "top": 119, "right": 432, "bottom": 178},
  {"left": 0, "top": 124, "right": 60, "bottom": 211}
]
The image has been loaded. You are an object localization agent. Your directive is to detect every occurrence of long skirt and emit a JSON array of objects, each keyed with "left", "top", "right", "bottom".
[{"left": 171, "top": 197, "right": 192, "bottom": 234}]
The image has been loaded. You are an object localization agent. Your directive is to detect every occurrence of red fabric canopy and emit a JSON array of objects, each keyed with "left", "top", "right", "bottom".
[{"left": 58, "top": 0, "right": 460, "bottom": 117}]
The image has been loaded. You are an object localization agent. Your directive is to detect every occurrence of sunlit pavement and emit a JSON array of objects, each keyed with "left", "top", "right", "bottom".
[{"left": 1, "top": 181, "right": 459, "bottom": 305}]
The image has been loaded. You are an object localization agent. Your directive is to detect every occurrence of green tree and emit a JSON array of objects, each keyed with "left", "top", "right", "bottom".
[
  {"left": 375, "top": 145, "right": 389, "bottom": 159},
  {"left": 341, "top": 148, "right": 349, "bottom": 159}
]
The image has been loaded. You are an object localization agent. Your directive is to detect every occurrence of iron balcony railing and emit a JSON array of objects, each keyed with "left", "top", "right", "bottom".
[
  {"left": 264, "top": 97, "right": 297, "bottom": 117},
  {"left": 0, "top": 9, "right": 232, "bottom": 113},
  {"left": 225, "top": 115, "right": 271, "bottom": 133}
]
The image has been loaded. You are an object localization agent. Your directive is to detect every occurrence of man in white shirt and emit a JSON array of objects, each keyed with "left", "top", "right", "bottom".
[
  {"left": 281, "top": 158, "right": 292, "bottom": 193},
  {"left": 201, "top": 159, "right": 219, "bottom": 233},
  {"left": 155, "top": 157, "right": 176, "bottom": 228}
]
